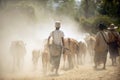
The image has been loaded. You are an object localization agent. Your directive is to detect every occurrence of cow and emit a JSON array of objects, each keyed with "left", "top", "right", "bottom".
[
  {"left": 63, "top": 38, "right": 79, "bottom": 69},
  {"left": 84, "top": 35, "right": 96, "bottom": 63},
  {"left": 41, "top": 40, "right": 50, "bottom": 74},
  {"left": 10, "top": 40, "right": 26, "bottom": 71},
  {"left": 77, "top": 40, "right": 87, "bottom": 65},
  {"left": 42, "top": 38, "right": 79, "bottom": 72},
  {"left": 32, "top": 49, "right": 40, "bottom": 69}
]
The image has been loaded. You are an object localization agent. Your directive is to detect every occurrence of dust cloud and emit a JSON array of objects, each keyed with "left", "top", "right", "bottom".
[{"left": 0, "top": 0, "right": 87, "bottom": 76}]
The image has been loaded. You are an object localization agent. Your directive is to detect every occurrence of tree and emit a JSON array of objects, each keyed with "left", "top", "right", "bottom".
[
  {"left": 98, "top": 0, "right": 120, "bottom": 25},
  {"left": 79, "top": 0, "right": 97, "bottom": 18},
  {"left": 54, "top": 0, "right": 76, "bottom": 17}
]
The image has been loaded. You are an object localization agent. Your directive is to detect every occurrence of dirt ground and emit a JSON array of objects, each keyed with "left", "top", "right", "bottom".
[{"left": 0, "top": 64, "right": 120, "bottom": 80}]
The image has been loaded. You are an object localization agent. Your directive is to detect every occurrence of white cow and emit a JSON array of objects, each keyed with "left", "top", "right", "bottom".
[
  {"left": 10, "top": 40, "right": 26, "bottom": 71},
  {"left": 32, "top": 49, "right": 40, "bottom": 69},
  {"left": 78, "top": 40, "right": 87, "bottom": 65}
]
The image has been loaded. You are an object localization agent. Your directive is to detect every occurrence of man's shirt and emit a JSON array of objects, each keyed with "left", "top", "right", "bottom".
[
  {"left": 50, "top": 30, "right": 64, "bottom": 46},
  {"left": 94, "top": 31, "right": 108, "bottom": 53}
]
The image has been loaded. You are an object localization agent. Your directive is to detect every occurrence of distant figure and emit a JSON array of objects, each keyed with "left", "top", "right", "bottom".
[
  {"left": 94, "top": 23, "right": 108, "bottom": 69},
  {"left": 78, "top": 40, "right": 87, "bottom": 65},
  {"left": 10, "top": 40, "right": 26, "bottom": 71},
  {"left": 32, "top": 49, "right": 40, "bottom": 69},
  {"left": 48, "top": 21, "right": 65, "bottom": 75},
  {"left": 107, "top": 23, "right": 120, "bottom": 66},
  {"left": 84, "top": 34, "right": 96, "bottom": 63}
]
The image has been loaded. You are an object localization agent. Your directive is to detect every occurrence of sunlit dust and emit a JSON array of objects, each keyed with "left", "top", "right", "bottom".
[{"left": 0, "top": 0, "right": 92, "bottom": 78}]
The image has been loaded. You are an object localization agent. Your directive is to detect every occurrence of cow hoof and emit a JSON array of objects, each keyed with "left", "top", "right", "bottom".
[
  {"left": 93, "top": 66, "right": 97, "bottom": 69},
  {"left": 103, "top": 67, "right": 106, "bottom": 70}
]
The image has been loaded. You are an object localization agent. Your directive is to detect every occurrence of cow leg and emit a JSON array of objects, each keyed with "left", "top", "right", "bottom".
[
  {"left": 113, "top": 58, "right": 116, "bottom": 66},
  {"left": 55, "top": 66, "right": 59, "bottom": 75},
  {"left": 20, "top": 57, "right": 24, "bottom": 71},
  {"left": 13, "top": 56, "right": 16, "bottom": 72},
  {"left": 77, "top": 53, "right": 83, "bottom": 65},
  {"left": 83, "top": 53, "right": 86, "bottom": 64},
  {"left": 42, "top": 57, "right": 46, "bottom": 74},
  {"left": 94, "top": 60, "right": 97, "bottom": 69},
  {"left": 80, "top": 53, "right": 83, "bottom": 65},
  {"left": 72, "top": 54, "right": 76, "bottom": 67},
  {"left": 72, "top": 54, "right": 75, "bottom": 68},
  {"left": 90, "top": 52, "right": 93, "bottom": 63},
  {"left": 119, "top": 56, "right": 120, "bottom": 65},
  {"left": 44, "top": 62, "right": 47, "bottom": 74},
  {"left": 46, "top": 61, "right": 49, "bottom": 74},
  {"left": 114, "top": 57, "right": 117, "bottom": 66},
  {"left": 111, "top": 58, "right": 114, "bottom": 66},
  {"left": 90, "top": 50, "right": 94, "bottom": 63},
  {"left": 68, "top": 54, "right": 73, "bottom": 69},
  {"left": 18, "top": 58, "right": 21, "bottom": 70},
  {"left": 77, "top": 54, "right": 80, "bottom": 65},
  {"left": 103, "top": 57, "right": 106, "bottom": 69},
  {"left": 73, "top": 54, "right": 77, "bottom": 67},
  {"left": 111, "top": 57, "right": 116, "bottom": 66},
  {"left": 81, "top": 53, "right": 85, "bottom": 65},
  {"left": 93, "top": 55, "right": 97, "bottom": 69},
  {"left": 33, "top": 59, "right": 36, "bottom": 70},
  {"left": 71, "top": 54, "right": 74, "bottom": 68},
  {"left": 15, "top": 57, "right": 19, "bottom": 71},
  {"left": 89, "top": 50, "right": 92, "bottom": 63},
  {"left": 42, "top": 61, "right": 45, "bottom": 74},
  {"left": 94, "top": 54, "right": 98, "bottom": 69}
]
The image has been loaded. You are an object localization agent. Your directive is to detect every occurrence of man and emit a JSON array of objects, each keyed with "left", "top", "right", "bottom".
[
  {"left": 107, "top": 23, "right": 120, "bottom": 66},
  {"left": 94, "top": 23, "right": 108, "bottom": 69},
  {"left": 48, "top": 21, "right": 64, "bottom": 75}
]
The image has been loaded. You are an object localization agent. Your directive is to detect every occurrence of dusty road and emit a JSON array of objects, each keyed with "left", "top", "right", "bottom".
[{"left": 0, "top": 64, "right": 120, "bottom": 80}]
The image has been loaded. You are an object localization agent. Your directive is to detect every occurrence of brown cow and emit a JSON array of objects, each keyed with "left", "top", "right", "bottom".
[
  {"left": 42, "top": 38, "right": 79, "bottom": 71},
  {"left": 78, "top": 40, "right": 87, "bottom": 65},
  {"left": 41, "top": 40, "right": 50, "bottom": 74},
  {"left": 63, "top": 38, "right": 79, "bottom": 69}
]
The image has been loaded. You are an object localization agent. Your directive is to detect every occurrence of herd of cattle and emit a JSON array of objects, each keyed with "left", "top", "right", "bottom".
[{"left": 9, "top": 35, "right": 100, "bottom": 73}]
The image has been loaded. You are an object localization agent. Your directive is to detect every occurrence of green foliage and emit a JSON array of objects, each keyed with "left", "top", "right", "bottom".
[
  {"left": 79, "top": 0, "right": 97, "bottom": 18},
  {"left": 98, "top": 0, "right": 120, "bottom": 18},
  {"left": 92, "top": 15, "right": 114, "bottom": 33},
  {"left": 55, "top": 0, "right": 76, "bottom": 17},
  {"left": 79, "top": 15, "right": 116, "bottom": 33},
  {"left": 78, "top": 0, "right": 120, "bottom": 33},
  {"left": 79, "top": 16, "right": 94, "bottom": 33},
  {"left": 96, "top": 0, "right": 120, "bottom": 32},
  {"left": 93, "top": 15, "right": 114, "bottom": 26},
  {"left": 1, "top": 0, "right": 120, "bottom": 33}
]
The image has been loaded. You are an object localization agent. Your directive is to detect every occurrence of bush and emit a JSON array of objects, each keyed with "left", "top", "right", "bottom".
[
  {"left": 79, "top": 15, "right": 116, "bottom": 34},
  {"left": 79, "top": 16, "right": 94, "bottom": 33}
]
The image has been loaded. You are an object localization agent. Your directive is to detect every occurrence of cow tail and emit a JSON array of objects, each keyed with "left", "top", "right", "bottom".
[{"left": 68, "top": 38, "right": 71, "bottom": 49}]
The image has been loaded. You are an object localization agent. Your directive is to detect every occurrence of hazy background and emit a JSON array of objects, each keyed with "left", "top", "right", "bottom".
[
  {"left": 1, "top": 0, "right": 119, "bottom": 76},
  {"left": 0, "top": 0, "right": 86, "bottom": 76}
]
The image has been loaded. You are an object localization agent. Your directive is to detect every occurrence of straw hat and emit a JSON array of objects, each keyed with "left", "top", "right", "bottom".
[{"left": 107, "top": 23, "right": 118, "bottom": 30}]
